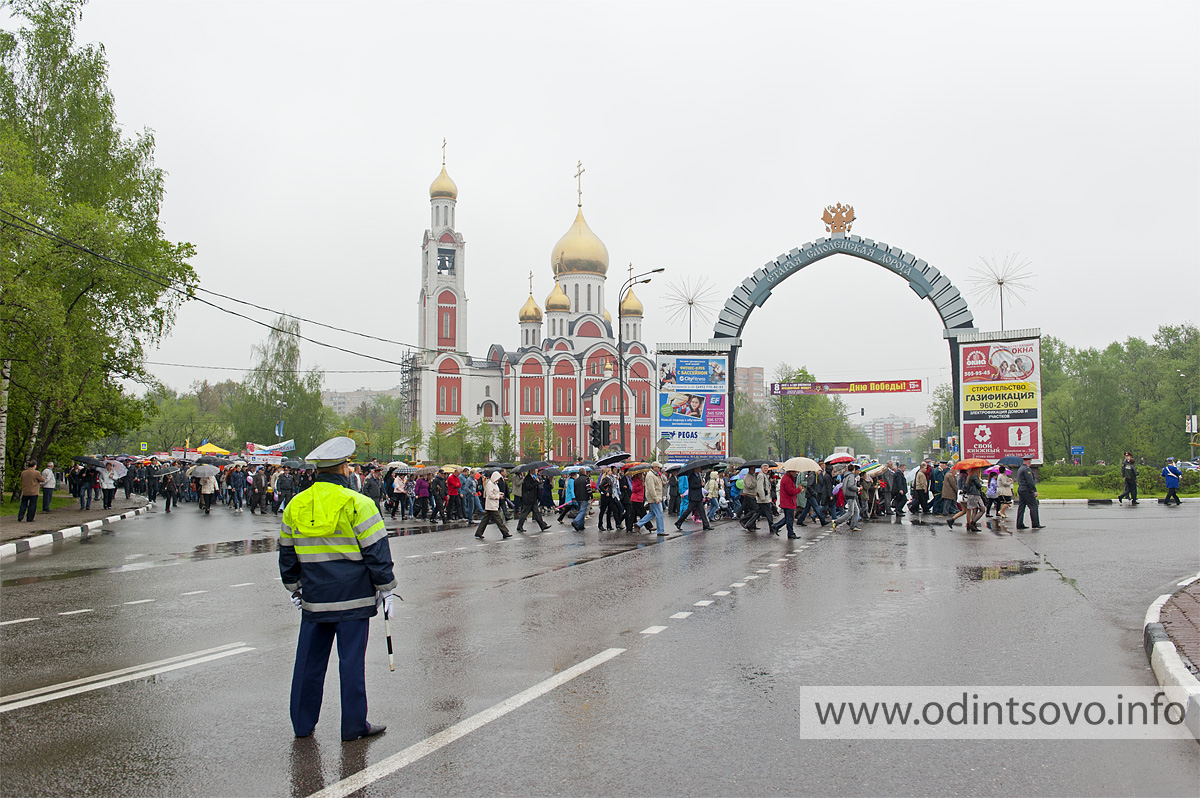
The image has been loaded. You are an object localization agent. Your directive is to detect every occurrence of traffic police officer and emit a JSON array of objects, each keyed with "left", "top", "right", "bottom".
[{"left": 279, "top": 436, "right": 397, "bottom": 741}]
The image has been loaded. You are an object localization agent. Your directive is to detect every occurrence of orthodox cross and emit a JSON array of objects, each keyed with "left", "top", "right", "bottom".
[
  {"left": 575, "top": 160, "right": 585, "bottom": 207},
  {"left": 442, "top": 138, "right": 447, "bottom": 166},
  {"left": 528, "top": 270, "right": 533, "bottom": 295}
]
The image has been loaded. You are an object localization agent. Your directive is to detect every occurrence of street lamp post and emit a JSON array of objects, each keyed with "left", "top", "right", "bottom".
[
  {"left": 275, "top": 400, "right": 288, "bottom": 442},
  {"left": 1181, "top": 371, "right": 1195, "bottom": 461},
  {"left": 617, "top": 266, "right": 664, "bottom": 452}
]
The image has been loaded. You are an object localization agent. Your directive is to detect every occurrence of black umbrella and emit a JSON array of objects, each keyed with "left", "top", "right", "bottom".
[
  {"left": 596, "top": 451, "right": 631, "bottom": 467},
  {"left": 196, "top": 455, "right": 219, "bottom": 465},
  {"left": 742, "top": 459, "right": 775, "bottom": 468},
  {"left": 541, "top": 467, "right": 562, "bottom": 477},
  {"left": 72, "top": 455, "right": 103, "bottom": 467},
  {"left": 282, "top": 459, "right": 304, "bottom": 468},
  {"left": 485, "top": 462, "right": 516, "bottom": 469},
  {"left": 997, "top": 455, "right": 1024, "bottom": 467},
  {"left": 518, "top": 461, "right": 551, "bottom": 472},
  {"left": 156, "top": 466, "right": 180, "bottom": 477},
  {"left": 679, "top": 458, "right": 720, "bottom": 474}
]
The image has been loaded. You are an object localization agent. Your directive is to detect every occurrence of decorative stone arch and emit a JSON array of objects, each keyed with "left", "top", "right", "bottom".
[{"left": 712, "top": 232, "right": 977, "bottom": 429}]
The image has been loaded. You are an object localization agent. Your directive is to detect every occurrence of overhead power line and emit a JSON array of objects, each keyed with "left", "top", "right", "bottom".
[{"left": 0, "top": 209, "right": 472, "bottom": 364}]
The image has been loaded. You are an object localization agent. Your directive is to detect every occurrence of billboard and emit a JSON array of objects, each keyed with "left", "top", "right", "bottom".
[
  {"left": 771, "top": 380, "right": 922, "bottom": 395},
  {"left": 959, "top": 334, "right": 1043, "bottom": 464},
  {"left": 656, "top": 355, "right": 728, "bottom": 463}
]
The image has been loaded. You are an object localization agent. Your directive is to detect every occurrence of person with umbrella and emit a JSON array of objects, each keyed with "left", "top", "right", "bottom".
[
  {"left": 831, "top": 464, "right": 863, "bottom": 533},
  {"left": 770, "top": 464, "right": 802, "bottom": 538},
  {"left": 160, "top": 465, "right": 180, "bottom": 513},
  {"left": 947, "top": 460, "right": 988, "bottom": 530},
  {"left": 675, "top": 462, "right": 714, "bottom": 531},
  {"left": 146, "top": 458, "right": 161, "bottom": 508},
  {"left": 996, "top": 466, "right": 1014, "bottom": 519},
  {"left": 279, "top": 436, "right": 395, "bottom": 742},
  {"left": 634, "top": 462, "right": 665, "bottom": 534},
  {"left": 569, "top": 466, "right": 593, "bottom": 532},
  {"left": 515, "top": 465, "right": 552, "bottom": 532}
]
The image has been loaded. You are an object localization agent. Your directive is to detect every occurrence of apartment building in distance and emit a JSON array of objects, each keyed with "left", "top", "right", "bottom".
[
  {"left": 321, "top": 386, "right": 406, "bottom": 416},
  {"left": 735, "top": 366, "right": 767, "bottom": 405}
]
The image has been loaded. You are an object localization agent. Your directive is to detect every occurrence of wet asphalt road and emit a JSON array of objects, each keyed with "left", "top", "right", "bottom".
[{"left": 1, "top": 501, "right": 1198, "bottom": 796}]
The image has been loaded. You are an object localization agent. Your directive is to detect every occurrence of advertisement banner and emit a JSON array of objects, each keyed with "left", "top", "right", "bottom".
[
  {"left": 247, "top": 453, "right": 284, "bottom": 465},
  {"left": 660, "top": 429, "right": 728, "bottom": 457},
  {"left": 959, "top": 334, "right": 1043, "bottom": 463},
  {"left": 656, "top": 354, "right": 728, "bottom": 462},
  {"left": 771, "top": 380, "right": 922, "bottom": 395},
  {"left": 657, "top": 357, "right": 728, "bottom": 392}
]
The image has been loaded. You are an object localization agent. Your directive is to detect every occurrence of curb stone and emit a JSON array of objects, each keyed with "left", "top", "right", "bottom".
[
  {"left": 0, "top": 503, "right": 152, "bottom": 560},
  {"left": 1143, "top": 571, "right": 1200, "bottom": 743}
]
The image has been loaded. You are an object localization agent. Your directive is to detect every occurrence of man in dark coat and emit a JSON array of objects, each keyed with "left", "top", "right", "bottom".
[{"left": 516, "top": 469, "right": 551, "bottom": 532}]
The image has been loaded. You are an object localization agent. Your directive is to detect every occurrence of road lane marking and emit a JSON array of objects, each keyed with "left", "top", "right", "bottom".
[
  {"left": 123, "top": 599, "right": 155, "bottom": 605},
  {"left": 230, "top": 582, "right": 254, "bottom": 587},
  {"left": 0, "top": 642, "right": 250, "bottom": 709},
  {"left": 181, "top": 590, "right": 208, "bottom": 595},
  {"left": 640, "top": 626, "right": 667, "bottom": 634},
  {"left": 454, "top": 547, "right": 468, "bottom": 551},
  {"left": 693, "top": 600, "right": 713, "bottom": 607},
  {"left": 712, "top": 591, "right": 731, "bottom": 596},
  {"left": 405, "top": 554, "right": 422, "bottom": 558},
  {"left": 0, "top": 618, "right": 39, "bottom": 626},
  {"left": 669, "top": 612, "right": 693, "bottom": 619},
  {"left": 311, "top": 647, "right": 626, "bottom": 798},
  {"left": 431, "top": 550, "right": 446, "bottom": 554},
  {"left": 58, "top": 609, "right": 93, "bottom": 616},
  {"left": 767, "top": 564, "right": 780, "bottom": 568},
  {"left": 730, "top": 583, "right": 746, "bottom": 588},
  {"left": 785, "top": 553, "right": 797, "bottom": 557},
  {"left": 755, "top": 569, "right": 770, "bottom": 573}
]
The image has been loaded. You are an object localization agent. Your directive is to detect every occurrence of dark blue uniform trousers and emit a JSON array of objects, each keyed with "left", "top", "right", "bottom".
[{"left": 290, "top": 618, "right": 370, "bottom": 740}]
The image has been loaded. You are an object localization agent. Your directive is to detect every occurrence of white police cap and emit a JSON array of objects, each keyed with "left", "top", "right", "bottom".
[{"left": 306, "top": 436, "right": 356, "bottom": 468}]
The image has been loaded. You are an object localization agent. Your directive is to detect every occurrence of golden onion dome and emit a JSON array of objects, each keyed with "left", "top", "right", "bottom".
[
  {"left": 620, "top": 287, "right": 644, "bottom": 317},
  {"left": 603, "top": 308, "right": 612, "bottom": 323},
  {"left": 518, "top": 293, "right": 543, "bottom": 323},
  {"left": 545, "top": 281, "right": 571, "bottom": 312},
  {"left": 551, "top": 208, "right": 608, "bottom": 276},
  {"left": 429, "top": 165, "right": 458, "bottom": 200}
]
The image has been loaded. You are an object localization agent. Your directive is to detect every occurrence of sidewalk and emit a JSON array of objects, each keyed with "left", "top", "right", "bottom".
[
  {"left": 1143, "top": 572, "right": 1200, "bottom": 741},
  {"left": 1, "top": 496, "right": 149, "bottom": 543}
]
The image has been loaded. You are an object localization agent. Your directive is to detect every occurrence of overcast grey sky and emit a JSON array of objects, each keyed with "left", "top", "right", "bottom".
[{"left": 39, "top": 0, "right": 1200, "bottom": 424}]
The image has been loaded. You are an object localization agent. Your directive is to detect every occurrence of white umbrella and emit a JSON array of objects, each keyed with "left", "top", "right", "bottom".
[
  {"left": 825, "top": 453, "right": 856, "bottom": 464},
  {"left": 104, "top": 460, "right": 128, "bottom": 479},
  {"left": 782, "top": 456, "right": 821, "bottom": 473}
]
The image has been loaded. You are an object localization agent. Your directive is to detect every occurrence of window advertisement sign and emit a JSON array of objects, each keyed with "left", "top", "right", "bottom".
[
  {"left": 959, "top": 335, "right": 1043, "bottom": 463},
  {"left": 656, "top": 354, "right": 728, "bottom": 463}
]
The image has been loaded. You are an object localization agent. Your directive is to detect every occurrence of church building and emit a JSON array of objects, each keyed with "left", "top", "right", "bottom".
[{"left": 412, "top": 158, "right": 655, "bottom": 462}]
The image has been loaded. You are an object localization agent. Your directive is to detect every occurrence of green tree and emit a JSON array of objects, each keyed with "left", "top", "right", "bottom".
[
  {"left": 231, "top": 316, "right": 330, "bottom": 454},
  {"left": 0, "top": 0, "right": 196, "bottom": 489},
  {"left": 427, "top": 424, "right": 447, "bottom": 462},
  {"left": 472, "top": 421, "right": 495, "bottom": 463},
  {"left": 729, "top": 391, "right": 770, "bottom": 458},
  {"left": 496, "top": 422, "right": 517, "bottom": 462},
  {"left": 447, "top": 416, "right": 472, "bottom": 463}
]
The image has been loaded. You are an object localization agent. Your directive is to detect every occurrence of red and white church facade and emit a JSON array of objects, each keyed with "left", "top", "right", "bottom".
[{"left": 413, "top": 161, "right": 655, "bottom": 462}]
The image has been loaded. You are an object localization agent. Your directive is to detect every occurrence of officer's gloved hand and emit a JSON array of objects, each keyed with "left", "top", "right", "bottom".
[
  {"left": 290, "top": 590, "right": 303, "bottom": 610},
  {"left": 375, "top": 590, "right": 394, "bottom": 617}
]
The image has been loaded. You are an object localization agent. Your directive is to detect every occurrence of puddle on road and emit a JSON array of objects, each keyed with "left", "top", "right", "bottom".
[
  {"left": 957, "top": 559, "right": 1040, "bottom": 583},
  {"left": 1, "top": 536, "right": 279, "bottom": 586}
]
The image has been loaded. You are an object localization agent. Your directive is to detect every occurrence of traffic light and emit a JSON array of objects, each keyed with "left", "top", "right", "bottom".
[
  {"left": 590, "top": 420, "right": 602, "bottom": 449},
  {"left": 600, "top": 420, "right": 611, "bottom": 446}
]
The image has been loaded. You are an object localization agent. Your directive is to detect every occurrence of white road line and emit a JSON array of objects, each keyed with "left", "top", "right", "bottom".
[
  {"left": 669, "top": 612, "right": 693, "bottom": 619},
  {"left": 756, "top": 569, "right": 770, "bottom": 574},
  {"left": 0, "top": 617, "right": 39, "bottom": 626},
  {"left": 767, "top": 564, "right": 780, "bottom": 568},
  {"left": 405, "top": 554, "right": 422, "bottom": 558},
  {"left": 123, "top": 599, "right": 155, "bottom": 605},
  {"left": 453, "top": 547, "right": 468, "bottom": 551},
  {"left": 58, "top": 609, "right": 94, "bottom": 616},
  {"left": 181, "top": 590, "right": 208, "bottom": 596},
  {"left": 744, "top": 575, "right": 760, "bottom": 580},
  {"left": 0, "top": 642, "right": 251, "bottom": 708},
  {"left": 775, "top": 558, "right": 788, "bottom": 562},
  {"left": 693, "top": 600, "right": 714, "bottom": 607},
  {"left": 785, "top": 553, "right": 797, "bottom": 557},
  {"left": 431, "top": 550, "right": 446, "bottom": 554},
  {"left": 730, "top": 583, "right": 746, "bottom": 588},
  {"left": 641, "top": 626, "right": 668, "bottom": 634},
  {"left": 230, "top": 582, "right": 254, "bottom": 587},
  {"left": 311, "top": 648, "right": 626, "bottom": 798},
  {"left": 712, "top": 591, "right": 731, "bottom": 596}
]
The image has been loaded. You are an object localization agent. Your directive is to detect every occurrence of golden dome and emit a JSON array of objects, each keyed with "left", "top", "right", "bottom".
[
  {"left": 551, "top": 208, "right": 608, "bottom": 276},
  {"left": 518, "top": 293, "right": 543, "bottom": 323},
  {"left": 429, "top": 165, "right": 458, "bottom": 200},
  {"left": 545, "top": 281, "right": 571, "bottom": 312},
  {"left": 603, "top": 308, "right": 612, "bottom": 323},
  {"left": 620, "top": 287, "right": 644, "bottom": 317}
]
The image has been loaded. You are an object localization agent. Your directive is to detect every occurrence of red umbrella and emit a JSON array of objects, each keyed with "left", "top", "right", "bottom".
[{"left": 825, "top": 453, "right": 856, "bottom": 464}]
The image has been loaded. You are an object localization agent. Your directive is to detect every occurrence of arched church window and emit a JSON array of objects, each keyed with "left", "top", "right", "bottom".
[{"left": 587, "top": 284, "right": 592, "bottom": 312}]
